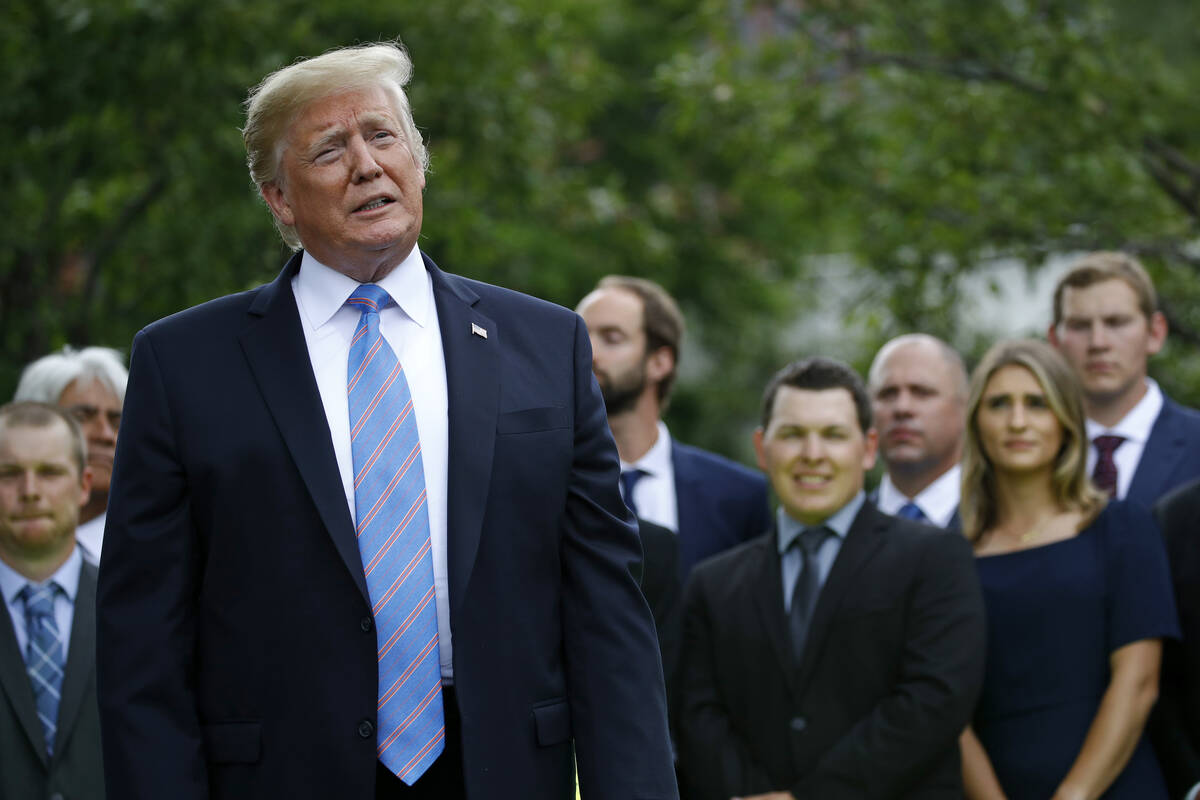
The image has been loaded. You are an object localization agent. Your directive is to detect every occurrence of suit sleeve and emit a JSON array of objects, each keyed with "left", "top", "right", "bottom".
[
  {"left": 677, "top": 570, "right": 777, "bottom": 800},
  {"left": 1151, "top": 491, "right": 1200, "bottom": 798},
  {"left": 560, "top": 315, "right": 679, "bottom": 799},
  {"left": 96, "top": 331, "right": 209, "bottom": 800},
  {"left": 793, "top": 532, "right": 987, "bottom": 799}
]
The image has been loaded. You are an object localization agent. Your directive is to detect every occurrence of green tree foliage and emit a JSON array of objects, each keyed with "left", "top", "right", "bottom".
[{"left": 3, "top": 0, "right": 1198, "bottom": 460}]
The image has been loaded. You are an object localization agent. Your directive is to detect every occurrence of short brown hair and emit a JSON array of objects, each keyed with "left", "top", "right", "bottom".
[
  {"left": 0, "top": 401, "right": 88, "bottom": 477},
  {"left": 760, "top": 357, "right": 873, "bottom": 433},
  {"left": 596, "top": 275, "right": 685, "bottom": 404},
  {"left": 1052, "top": 252, "right": 1158, "bottom": 325}
]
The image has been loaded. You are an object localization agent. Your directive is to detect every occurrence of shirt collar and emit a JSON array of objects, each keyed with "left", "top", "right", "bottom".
[
  {"left": 1085, "top": 378, "right": 1163, "bottom": 445},
  {"left": 622, "top": 420, "right": 673, "bottom": 479},
  {"left": 876, "top": 464, "right": 961, "bottom": 527},
  {"left": 294, "top": 245, "right": 431, "bottom": 331},
  {"left": 777, "top": 490, "right": 865, "bottom": 554},
  {"left": 0, "top": 546, "right": 83, "bottom": 605}
]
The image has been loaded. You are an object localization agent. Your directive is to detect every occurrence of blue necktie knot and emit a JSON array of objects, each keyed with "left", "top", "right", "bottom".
[
  {"left": 348, "top": 283, "right": 393, "bottom": 316},
  {"left": 897, "top": 501, "right": 927, "bottom": 522}
]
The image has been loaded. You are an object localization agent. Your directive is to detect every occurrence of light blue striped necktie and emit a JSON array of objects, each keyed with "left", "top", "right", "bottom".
[
  {"left": 20, "top": 582, "right": 65, "bottom": 757},
  {"left": 347, "top": 284, "right": 445, "bottom": 784}
]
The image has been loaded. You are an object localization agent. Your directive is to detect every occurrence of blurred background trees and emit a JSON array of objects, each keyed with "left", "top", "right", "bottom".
[{"left": 3, "top": 0, "right": 1198, "bottom": 462}]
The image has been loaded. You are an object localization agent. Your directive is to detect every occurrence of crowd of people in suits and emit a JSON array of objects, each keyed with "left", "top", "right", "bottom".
[{"left": 1, "top": 39, "right": 1198, "bottom": 800}]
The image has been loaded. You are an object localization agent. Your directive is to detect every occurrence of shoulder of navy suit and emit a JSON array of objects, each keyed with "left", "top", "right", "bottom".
[{"left": 672, "top": 441, "right": 767, "bottom": 492}]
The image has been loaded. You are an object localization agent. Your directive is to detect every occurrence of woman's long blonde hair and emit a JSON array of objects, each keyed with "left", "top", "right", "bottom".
[{"left": 960, "top": 339, "right": 1107, "bottom": 542}]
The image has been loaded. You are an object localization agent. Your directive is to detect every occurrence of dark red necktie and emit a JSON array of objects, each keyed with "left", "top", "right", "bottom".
[{"left": 1092, "top": 435, "right": 1126, "bottom": 497}]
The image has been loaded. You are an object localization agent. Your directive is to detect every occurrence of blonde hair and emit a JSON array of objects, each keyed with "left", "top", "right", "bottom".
[
  {"left": 242, "top": 41, "right": 429, "bottom": 250},
  {"left": 1052, "top": 251, "right": 1158, "bottom": 325},
  {"left": 960, "top": 339, "right": 1106, "bottom": 542}
]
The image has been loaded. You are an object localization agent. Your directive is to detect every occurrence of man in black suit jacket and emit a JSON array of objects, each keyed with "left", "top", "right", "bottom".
[
  {"left": 97, "top": 42, "right": 676, "bottom": 800},
  {"left": 1152, "top": 479, "right": 1200, "bottom": 800},
  {"left": 1048, "top": 252, "right": 1200, "bottom": 507},
  {"left": 0, "top": 402, "right": 105, "bottom": 799},
  {"left": 679, "top": 357, "right": 986, "bottom": 800}
]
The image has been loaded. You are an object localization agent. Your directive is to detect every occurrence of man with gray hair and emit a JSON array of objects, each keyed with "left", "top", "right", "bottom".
[
  {"left": 14, "top": 346, "right": 127, "bottom": 562},
  {"left": 867, "top": 334, "right": 968, "bottom": 530},
  {"left": 98, "top": 40, "right": 676, "bottom": 800}
]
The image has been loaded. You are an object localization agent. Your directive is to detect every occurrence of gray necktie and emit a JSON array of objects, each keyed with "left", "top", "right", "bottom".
[{"left": 789, "top": 526, "right": 833, "bottom": 662}]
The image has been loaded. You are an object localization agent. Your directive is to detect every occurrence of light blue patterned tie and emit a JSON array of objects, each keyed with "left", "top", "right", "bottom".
[
  {"left": 20, "top": 582, "right": 64, "bottom": 757},
  {"left": 347, "top": 284, "right": 444, "bottom": 784}
]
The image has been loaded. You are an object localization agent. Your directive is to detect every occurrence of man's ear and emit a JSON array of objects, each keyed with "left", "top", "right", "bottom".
[
  {"left": 753, "top": 427, "right": 767, "bottom": 472},
  {"left": 78, "top": 466, "right": 93, "bottom": 508},
  {"left": 645, "top": 346, "right": 674, "bottom": 384},
  {"left": 1047, "top": 322, "right": 1061, "bottom": 347},
  {"left": 1146, "top": 311, "right": 1168, "bottom": 356},
  {"left": 260, "top": 181, "right": 294, "bottom": 227}
]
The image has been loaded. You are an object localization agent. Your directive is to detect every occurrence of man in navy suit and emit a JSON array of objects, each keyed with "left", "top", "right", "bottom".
[
  {"left": 1048, "top": 251, "right": 1200, "bottom": 508},
  {"left": 97, "top": 41, "right": 676, "bottom": 800},
  {"left": 867, "top": 334, "right": 967, "bottom": 532},
  {"left": 575, "top": 276, "right": 769, "bottom": 579}
]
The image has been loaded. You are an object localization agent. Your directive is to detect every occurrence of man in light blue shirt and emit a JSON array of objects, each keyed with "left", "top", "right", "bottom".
[
  {"left": 0, "top": 401, "right": 105, "bottom": 799},
  {"left": 678, "top": 357, "right": 985, "bottom": 800}
]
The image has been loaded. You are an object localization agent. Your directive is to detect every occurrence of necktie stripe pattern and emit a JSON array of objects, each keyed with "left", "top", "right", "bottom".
[
  {"left": 20, "top": 583, "right": 64, "bottom": 757},
  {"left": 347, "top": 284, "right": 444, "bottom": 784}
]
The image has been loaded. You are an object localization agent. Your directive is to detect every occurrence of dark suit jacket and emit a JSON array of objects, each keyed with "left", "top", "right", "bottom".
[
  {"left": 678, "top": 502, "right": 986, "bottom": 800},
  {"left": 97, "top": 252, "right": 676, "bottom": 800},
  {"left": 1127, "top": 397, "right": 1200, "bottom": 509},
  {"left": 1, "top": 560, "right": 104, "bottom": 800},
  {"left": 1152, "top": 479, "right": 1200, "bottom": 799},
  {"left": 671, "top": 442, "right": 768, "bottom": 579},
  {"left": 637, "top": 518, "right": 683, "bottom": 737}
]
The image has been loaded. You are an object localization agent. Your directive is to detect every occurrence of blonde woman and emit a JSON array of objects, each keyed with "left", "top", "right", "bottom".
[{"left": 959, "top": 339, "right": 1178, "bottom": 799}]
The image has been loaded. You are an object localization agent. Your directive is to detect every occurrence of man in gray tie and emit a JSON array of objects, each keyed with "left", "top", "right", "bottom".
[
  {"left": 677, "top": 357, "right": 985, "bottom": 799},
  {"left": 867, "top": 335, "right": 968, "bottom": 531},
  {"left": 0, "top": 402, "right": 105, "bottom": 799}
]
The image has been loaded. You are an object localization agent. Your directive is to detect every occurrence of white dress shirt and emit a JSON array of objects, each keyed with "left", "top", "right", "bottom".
[
  {"left": 1085, "top": 378, "right": 1163, "bottom": 501},
  {"left": 0, "top": 547, "right": 83, "bottom": 663},
  {"left": 620, "top": 420, "right": 679, "bottom": 533},
  {"left": 76, "top": 511, "right": 105, "bottom": 565},
  {"left": 291, "top": 247, "right": 455, "bottom": 680},
  {"left": 875, "top": 465, "right": 962, "bottom": 528}
]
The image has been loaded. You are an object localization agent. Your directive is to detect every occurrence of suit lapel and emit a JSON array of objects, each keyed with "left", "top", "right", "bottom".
[
  {"left": 748, "top": 526, "right": 800, "bottom": 699},
  {"left": 671, "top": 445, "right": 703, "bottom": 577},
  {"left": 0, "top": 583, "right": 48, "bottom": 765},
  {"left": 238, "top": 253, "right": 367, "bottom": 603},
  {"left": 795, "top": 503, "right": 887, "bottom": 691},
  {"left": 426, "top": 254, "right": 499, "bottom": 616},
  {"left": 54, "top": 561, "right": 96, "bottom": 757},
  {"left": 1129, "top": 400, "right": 1183, "bottom": 505}
]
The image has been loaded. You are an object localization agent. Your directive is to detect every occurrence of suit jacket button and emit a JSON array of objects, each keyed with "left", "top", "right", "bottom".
[
  {"left": 50, "top": 794, "right": 65, "bottom": 800},
  {"left": 790, "top": 716, "right": 807, "bottom": 732},
  {"left": 358, "top": 719, "right": 375, "bottom": 738},
  {"left": 360, "top": 616, "right": 373, "bottom": 633}
]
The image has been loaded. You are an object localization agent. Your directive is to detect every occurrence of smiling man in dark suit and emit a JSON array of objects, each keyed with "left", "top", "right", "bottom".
[
  {"left": 678, "top": 357, "right": 985, "bottom": 800},
  {"left": 96, "top": 41, "right": 676, "bottom": 800}
]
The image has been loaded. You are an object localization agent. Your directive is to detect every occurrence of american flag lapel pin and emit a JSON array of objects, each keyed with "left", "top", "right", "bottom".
[{"left": 471, "top": 322, "right": 488, "bottom": 339}]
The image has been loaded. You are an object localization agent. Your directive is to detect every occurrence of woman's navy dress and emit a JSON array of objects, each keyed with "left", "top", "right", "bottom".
[{"left": 974, "top": 501, "right": 1180, "bottom": 798}]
